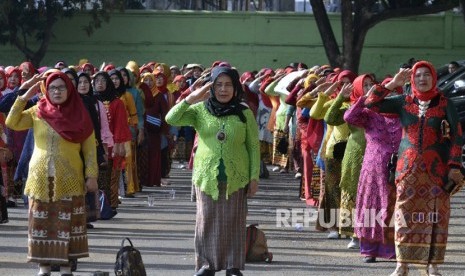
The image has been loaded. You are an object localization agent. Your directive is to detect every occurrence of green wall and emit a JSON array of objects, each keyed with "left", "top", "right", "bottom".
[{"left": 1, "top": 10, "right": 464, "bottom": 77}]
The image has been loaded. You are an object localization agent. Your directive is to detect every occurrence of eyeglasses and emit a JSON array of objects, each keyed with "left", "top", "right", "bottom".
[{"left": 48, "top": 85, "right": 67, "bottom": 93}]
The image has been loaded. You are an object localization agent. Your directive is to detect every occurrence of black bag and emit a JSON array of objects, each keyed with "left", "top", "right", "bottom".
[
  {"left": 277, "top": 136, "right": 289, "bottom": 155},
  {"left": 332, "top": 141, "right": 347, "bottom": 160},
  {"left": 387, "top": 153, "right": 397, "bottom": 186},
  {"left": 115, "top": 238, "right": 147, "bottom": 276}
]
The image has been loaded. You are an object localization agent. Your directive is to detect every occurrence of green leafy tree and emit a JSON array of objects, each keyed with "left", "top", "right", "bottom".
[
  {"left": 0, "top": 0, "right": 126, "bottom": 67},
  {"left": 310, "top": 0, "right": 463, "bottom": 73}
]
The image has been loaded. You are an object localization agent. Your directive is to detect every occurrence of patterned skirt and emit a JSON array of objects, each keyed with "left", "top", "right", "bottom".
[
  {"left": 194, "top": 182, "right": 247, "bottom": 271},
  {"left": 315, "top": 158, "right": 341, "bottom": 231},
  {"left": 28, "top": 179, "right": 88, "bottom": 264},
  {"left": 272, "top": 130, "right": 289, "bottom": 168},
  {"left": 394, "top": 159, "right": 450, "bottom": 264}
]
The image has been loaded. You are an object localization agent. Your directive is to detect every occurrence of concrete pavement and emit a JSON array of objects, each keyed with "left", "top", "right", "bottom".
[{"left": 1, "top": 163, "right": 464, "bottom": 275}]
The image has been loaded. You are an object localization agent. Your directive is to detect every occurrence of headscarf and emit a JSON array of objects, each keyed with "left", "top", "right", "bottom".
[
  {"left": 40, "top": 68, "right": 60, "bottom": 94},
  {"left": 81, "top": 63, "right": 96, "bottom": 75},
  {"left": 350, "top": 74, "right": 373, "bottom": 104},
  {"left": 154, "top": 72, "right": 168, "bottom": 93},
  {"left": 140, "top": 72, "right": 157, "bottom": 96},
  {"left": 20, "top": 62, "right": 36, "bottom": 82},
  {"left": 37, "top": 72, "right": 93, "bottom": 143},
  {"left": 0, "top": 69, "right": 6, "bottom": 91},
  {"left": 5, "top": 67, "right": 22, "bottom": 89},
  {"left": 61, "top": 68, "right": 78, "bottom": 87},
  {"left": 410, "top": 61, "right": 438, "bottom": 101},
  {"left": 103, "top": 64, "right": 116, "bottom": 72},
  {"left": 304, "top": 74, "right": 319, "bottom": 89},
  {"left": 126, "top": 60, "right": 141, "bottom": 83},
  {"left": 205, "top": 66, "right": 248, "bottom": 123},
  {"left": 77, "top": 72, "right": 102, "bottom": 145},
  {"left": 116, "top": 67, "right": 133, "bottom": 89},
  {"left": 337, "top": 70, "right": 357, "bottom": 83},
  {"left": 240, "top": 71, "right": 254, "bottom": 84},
  {"left": 108, "top": 69, "right": 126, "bottom": 97},
  {"left": 93, "top": 71, "right": 118, "bottom": 102}
]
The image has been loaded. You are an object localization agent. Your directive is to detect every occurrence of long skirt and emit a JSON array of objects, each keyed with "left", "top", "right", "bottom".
[
  {"left": 360, "top": 238, "right": 395, "bottom": 259},
  {"left": 194, "top": 182, "right": 247, "bottom": 271},
  {"left": 28, "top": 179, "right": 88, "bottom": 264},
  {"left": 315, "top": 158, "right": 341, "bottom": 231},
  {"left": 147, "top": 133, "right": 162, "bottom": 187},
  {"left": 272, "top": 130, "right": 289, "bottom": 168},
  {"left": 125, "top": 141, "right": 139, "bottom": 195},
  {"left": 137, "top": 135, "right": 149, "bottom": 187},
  {"left": 395, "top": 159, "right": 450, "bottom": 264},
  {"left": 259, "top": 141, "right": 273, "bottom": 165}
]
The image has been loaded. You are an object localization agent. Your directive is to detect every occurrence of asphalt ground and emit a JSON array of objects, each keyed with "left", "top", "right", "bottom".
[{"left": 1, "top": 163, "right": 464, "bottom": 276}]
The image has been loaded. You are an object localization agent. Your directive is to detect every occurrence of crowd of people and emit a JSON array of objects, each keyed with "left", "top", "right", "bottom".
[{"left": 0, "top": 58, "right": 463, "bottom": 276}]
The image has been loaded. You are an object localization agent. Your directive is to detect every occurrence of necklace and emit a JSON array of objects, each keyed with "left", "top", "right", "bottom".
[
  {"left": 418, "top": 100, "right": 430, "bottom": 118},
  {"left": 216, "top": 123, "right": 226, "bottom": 142}
]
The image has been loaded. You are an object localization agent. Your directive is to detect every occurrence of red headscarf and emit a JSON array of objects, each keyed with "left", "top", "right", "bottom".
[
  {"left": 0, "top": 69, "right": 6, "bottom": 91},
  {"left": 411, "top": 61, "right": 438, "bottom": 101},
  {"left": 350, "top": 74, "right": 373, "bottom": 104},
  {"left": 37, "top": 72, "right": 93, "bottom": 143},
  {"left": 240, "top": 71, "right": 254, "bottom": 84},
  {"left": 337, "top": 70, "right": 357, "bottom": 83},
  {"left": 5, "top": 67, "right": 22, "bottom": 89},
  {"left": 20, "top": 62, "right": 36, "bottom": 83}
]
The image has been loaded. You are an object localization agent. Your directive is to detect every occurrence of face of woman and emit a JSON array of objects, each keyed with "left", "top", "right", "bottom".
[
  {"left": 83, "top": 67, "right": 93, "bottom": 76},
  {"left": 120, "top": 70, "right": 129, "bottom": 86},
  {"left": 110, "top": 74, "right": 121, "bottom": 89},
  {"left": 8, "top": 72, "right": 20, "bottom": 88},
  {"left": 66, "top": 73, "right": 77, "bottom": 88},
  {"left": 21, "top": 65, "right": 32, "bottom": 81},
  {"left": 413, "top": 67, "right": 433, "bottom": 93},
  {"left": 94, "top": 75, "right": 107, "bottom": 92},
  {"left": 77, "top": 77, "right": 90, "bottom": 95},
  {"left": 143, "top": 77, "right": 154, "bottom": 88},
  {"left": 193, "top": 67, "right": 202, "bottom": 79},
  {"left": 213, "top": 74, "right": 234, "bottom": 104},
  {"left": 47, "top": 78, "right": 68, "bottom": 105},
  {"left": 156, "top": 65, "right": 164, "bottom": 73},
  {"left": 362, "top": 77, "right": 374, "bottom": 95},
  {"left": 155, "top": 75, "right": 165, "bottom": 87}
]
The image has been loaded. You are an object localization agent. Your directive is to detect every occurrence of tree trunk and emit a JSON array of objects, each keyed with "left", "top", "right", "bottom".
[{"left": 309, "top": 0, "right": 342, "bottom": 68}]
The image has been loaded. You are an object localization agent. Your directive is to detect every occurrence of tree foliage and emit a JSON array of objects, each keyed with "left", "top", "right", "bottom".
[
  {"left": 0, "top": 0, "right": 125, "bottom": 67},
  {"left": 310, "top": 0, "right": 462, "bottom": 73}
]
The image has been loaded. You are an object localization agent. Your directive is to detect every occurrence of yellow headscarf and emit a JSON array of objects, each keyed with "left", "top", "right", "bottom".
[
  {"left": 140, "top": 72, "right": 157, "bottom": 97},
  {"left": 304, "top": 73, "right": 319, "bottom": 89}
]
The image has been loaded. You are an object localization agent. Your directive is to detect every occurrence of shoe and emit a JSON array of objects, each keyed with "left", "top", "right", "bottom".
[
  {"left": 226, "top": 268, "right": 243, "bottom": 276},
  {"left": 86, "top": 223, "right": 94, "bottom": 229},
  {"left": 363, "top": 256, "right": 376, "bottom": 263},
  {"left": 272, "top": 166, "right": 280, "bottom": 172},
  {"left": 390, "top": 265, "right": 409, "bottom": 276},
  {"left": 124, "top": 194, "right": 135, "bottom": 198},
  {"left": 427, "top": 264, "right": 442, "bottom": 276},
  {"left": 161, "top": 179, "right": 171, "bottom": 186},
  {"left": 279, "top": 168, "right": 288, "bottom": 174},
  {"left": 327, "top": 231, "right": 339, "bottom": 239},
  {"left": 295, "top": 172, "right": 302, "bottom": 179},
  {"left": 6, "top": 200, "right": 16, "bottom": 208},
  {"left": 347, "top": 237, "right": 360, "bottom": 249},
  {"left": 194, "top": 265, "right": 215, "bottom": 276},
  {"left": 37, "top": 273, "right": 50, "bottom": 276}
]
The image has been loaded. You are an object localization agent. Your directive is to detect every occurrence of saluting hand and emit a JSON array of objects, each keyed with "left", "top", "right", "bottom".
[{"left": 185, "top": 82, "right": 212, "bottom": 105}]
